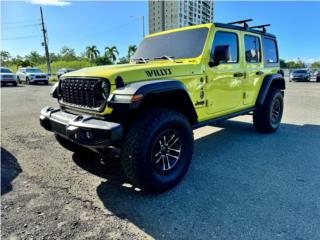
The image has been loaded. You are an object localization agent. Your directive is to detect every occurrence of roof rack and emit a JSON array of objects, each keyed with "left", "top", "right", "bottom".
[
  {"left": 228, "top": 19, "right": 253, "bottom": 29},
  {"left": 250, "top": 24, "right": 271, "bottom": 33}
]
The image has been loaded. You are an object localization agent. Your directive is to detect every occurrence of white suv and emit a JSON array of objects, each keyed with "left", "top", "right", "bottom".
[{"left": 16, "top": 67, "right": 49, "bottom": 85}]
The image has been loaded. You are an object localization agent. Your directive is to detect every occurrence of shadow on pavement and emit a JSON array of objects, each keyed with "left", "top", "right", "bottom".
[
  {"left": 1, "top": 147, "right": 22, "bottom": 195},
  {"left": 73, "top": 120, "right": 320, "bottom": 239}
]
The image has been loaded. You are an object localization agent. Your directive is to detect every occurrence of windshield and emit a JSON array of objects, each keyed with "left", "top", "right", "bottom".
[
  {"left": 133, "top": 27, "right": 209, "bottom": 60},
  {"left": 0, "top": 68, "right": 12, "bottom": 73},
  {"left": 293, "top": 70, "right": 307, "bottom": 74},
  {"left": 26, "top": 68, "right": 42, "bottom": 73}
]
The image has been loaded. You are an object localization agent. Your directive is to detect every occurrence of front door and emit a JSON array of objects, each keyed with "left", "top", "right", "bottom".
[{"left": 206, "top": 30, "right": 244, "bottom": 115}]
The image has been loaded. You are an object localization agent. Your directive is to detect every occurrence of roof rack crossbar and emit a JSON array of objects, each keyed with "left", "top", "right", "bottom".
[
  {"left": 250, "top": 24, "right": 271, "bottom": 33},
  {"left": 228, "top": 19, "right": 253, "bottom": 29}
]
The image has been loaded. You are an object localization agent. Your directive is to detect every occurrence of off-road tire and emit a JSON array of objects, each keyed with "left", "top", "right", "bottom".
[
  {"left": 121, "top": 108, "right": 194, "bottom": 192},
  {"left": 55, "top": 134, "right": 91, "bottom": 155},
  {"left": 253, "top": 88, "right": 283, "bottom": 133}
]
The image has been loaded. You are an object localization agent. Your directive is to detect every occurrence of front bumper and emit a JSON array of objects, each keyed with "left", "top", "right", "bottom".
[{"left": 40, "top": 106, "right": 123, "bottom": 148}]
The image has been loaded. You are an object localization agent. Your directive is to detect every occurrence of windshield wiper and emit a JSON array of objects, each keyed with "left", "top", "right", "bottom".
[
  {"left": 132, "top": 57, "right": 149, "bottom": 63},
  {"left": 153, "top": 55, "right": 175, "bottom": 62}
]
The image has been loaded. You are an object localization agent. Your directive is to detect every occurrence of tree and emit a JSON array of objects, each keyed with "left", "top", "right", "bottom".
[
  {"left": 0, "top": 50, "right": 11, "bottom": 64},
  {"left": 311, "top": 61, "right": 320, "bottom": 69},
  {"left": 60, "top": 46, "right": 77, "bottom": 61},
  {"left": 128, "top": 45, "right": 137, "bottom": 61},
  {"left": 85, "top": 45, "right": 100, "bottom": 66},
  {"left": 105, "top": 46, "right": 119, "bottom": 63},
  {"left": 118, "top": 57, "right": 129, "bottom": 64},
  {"left": 26, "top": 51, "right": 45, "bottom": 65},
  {"left": 95, "top": 56, "right": 112, "bottom": 66},
  {"left": 50, "top": 52, "right": 61, "bottom": 62},
  {"left": 280, "top": 59, "right": 288, "bottom": 69}
]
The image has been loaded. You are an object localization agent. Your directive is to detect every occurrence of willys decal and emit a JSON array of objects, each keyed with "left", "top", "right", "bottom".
[{"left": 145, "top": 69, "right": 172, "bottom": 78}]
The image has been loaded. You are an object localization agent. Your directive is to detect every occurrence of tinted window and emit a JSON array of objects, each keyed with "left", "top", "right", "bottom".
[
  {"left": 293, "top": 70, "right": 307, "bottom": 74},
  {"left": 133, "top": 28, "right": 208, "bottom": 60},
  {"left": 26, "top": 68, "right": 42, "bottom": 73},
  {"left": 245, "top": 35, "right": 261, "bottom": 63},
  {"left": 0, "top": 68, "right": 12, "bottom": 73},
  {"left": 263, "top": 38, "right": 278, "bottom": 63},
  {"left": 211, "top": 31, "right": 238, "bottom": 63}
]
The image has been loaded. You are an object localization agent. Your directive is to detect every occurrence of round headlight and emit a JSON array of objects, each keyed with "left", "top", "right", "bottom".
[{"left": 101, "top": 81, "right": 110, "bottom": 99}]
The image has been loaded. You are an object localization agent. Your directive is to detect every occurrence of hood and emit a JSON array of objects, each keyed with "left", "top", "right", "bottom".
[
  {"left": 27, "top": 72, "right": 47, "bottom": 76},
  {"left": 0, "top": 73, "right": 15, "bottom": 76},
  {"left": 62, "top": 61, "right": 203, "bottom": 85}
]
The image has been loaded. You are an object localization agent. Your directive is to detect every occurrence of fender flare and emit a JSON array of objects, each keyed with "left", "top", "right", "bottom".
[
  {"left": 108, "top": 79, "right": 198, "bottom": 124},
  {"left": 256, "top": 74, "right": 285, "bottom": 106}
]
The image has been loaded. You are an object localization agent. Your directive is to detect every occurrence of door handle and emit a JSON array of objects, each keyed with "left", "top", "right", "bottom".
[
  {"left": 256, "top": 71, "right": 264, "bottom": 75},
  {"left": 234, "top": 72, "right": 244, "bottom": 77}
]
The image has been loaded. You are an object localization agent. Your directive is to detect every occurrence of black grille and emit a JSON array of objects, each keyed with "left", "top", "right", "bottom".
[{"left": 59, "top": 78, "right": 109, "bottom": 109}]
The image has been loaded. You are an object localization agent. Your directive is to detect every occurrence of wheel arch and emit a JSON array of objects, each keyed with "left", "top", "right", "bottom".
[
  {"left": 108, "top": 79, "right": 198, "bottom": 125},
  {"left": 256, "top": 74, "right": 285, "bottom": 106}
]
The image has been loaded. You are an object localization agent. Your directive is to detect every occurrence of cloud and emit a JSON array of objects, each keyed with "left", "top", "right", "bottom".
[{"left": 29, "top": 0, "right": 71, "bottom": 6}]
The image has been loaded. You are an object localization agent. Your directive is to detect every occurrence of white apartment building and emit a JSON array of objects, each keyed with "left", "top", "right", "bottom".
[{"left": 149, "top": 0, "right": 214, "bottom": 34}]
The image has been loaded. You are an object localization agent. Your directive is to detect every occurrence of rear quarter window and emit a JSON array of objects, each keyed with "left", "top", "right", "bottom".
[{"left": 263, "top": 38, "right": 279, "bottom": 65}]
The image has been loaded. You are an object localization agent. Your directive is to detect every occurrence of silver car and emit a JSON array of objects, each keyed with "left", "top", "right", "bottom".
[
  {"left": 16, "top": 67, "right": 49, "bottom": 85},
  {"left": 0, "top": 67, "right": 18, "bottom": 86},
  {"left": 289, "top": 69, "right": 311, "bottom": 82}
]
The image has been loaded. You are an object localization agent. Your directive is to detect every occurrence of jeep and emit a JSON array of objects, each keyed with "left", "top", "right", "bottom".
[{"left": 40, "top": 20, "right": 285, "bottom": 192}]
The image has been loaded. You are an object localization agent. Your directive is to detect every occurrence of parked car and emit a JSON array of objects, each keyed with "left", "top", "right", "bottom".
[
  {"left": 316, "top": 70, "right": 320, "bottom": 82},
  {"left": 289, "top": 69, "right": 311, "bottom": 82},
  {"left": 16, "top": 67, "right": 48, "bottom": 85},
  {"left": 57, "top": 68, "right": 75, "bottom": 80},
  {"left": 40, "top": 20, "right": 285, "bottom": 192},
  {"left": 0, "top": 67, "right": 18, "bottom": 86}
]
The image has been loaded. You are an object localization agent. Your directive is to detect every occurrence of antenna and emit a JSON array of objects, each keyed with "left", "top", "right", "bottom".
[
  {"left": 251, "top": 24, "right": 271, "bottom": 33},
  {"left": 228, "top": 19, "right": 253, "bottom": 29}
]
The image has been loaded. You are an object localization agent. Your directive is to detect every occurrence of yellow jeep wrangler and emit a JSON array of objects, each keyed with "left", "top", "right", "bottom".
[{"left": 40, "top": 19, "right": 285, "bottom": 192}]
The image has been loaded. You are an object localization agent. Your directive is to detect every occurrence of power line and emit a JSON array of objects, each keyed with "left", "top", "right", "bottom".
[
  {"left": 1, "top": 19, "right": 40, "bottom": 26},
  {"left": 1, "top": 35, "right": 41, "bottom": 41},
  {"left": 2, "top": 23, "right": 41, "bottom": 30}
]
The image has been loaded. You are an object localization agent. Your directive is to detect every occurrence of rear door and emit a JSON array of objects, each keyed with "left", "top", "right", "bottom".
[{"left": 242, "top": 33, "right": 264, "bottom": 106}]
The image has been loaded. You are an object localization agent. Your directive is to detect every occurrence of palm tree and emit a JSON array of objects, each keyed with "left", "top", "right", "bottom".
[
  {"left": 85, "top": 45, "right": 100, "bottom": 66},
  {"left": 128, "top": 45, "right": 137, "bottom": 61},
  {"left": 105, "top": 46, "right": 119, "bottom": 64}
]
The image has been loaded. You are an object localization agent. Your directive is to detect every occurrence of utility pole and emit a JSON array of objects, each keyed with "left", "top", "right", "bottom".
[
  {"left": 40, "top": 7, "right": 51, "bottom": 74},
  {"left": 142, "top": 15, "right": 145, "bottom": 38}
]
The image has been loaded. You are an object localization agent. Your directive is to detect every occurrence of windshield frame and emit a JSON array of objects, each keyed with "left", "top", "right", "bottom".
[{"left": 132, "top": 26, "right": 210, "bottom": 62}]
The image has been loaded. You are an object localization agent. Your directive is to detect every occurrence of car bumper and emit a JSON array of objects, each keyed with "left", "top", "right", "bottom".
[
  {"left": 1, "top": 79, "right": 17, "bottom": 83},
  {"left": 30, "top": 78, "right": 48, "bottom": 82},
  {"left": 39, "top": 106, "right": 123, "bottom": 149},
  {"left": 290, "top": 77, "right": 308, "bottom": 81}
]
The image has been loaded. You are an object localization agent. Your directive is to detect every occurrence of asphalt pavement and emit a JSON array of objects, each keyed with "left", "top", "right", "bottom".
[{"left": 1, "top": 81, "right": 320, "bottom": 239}]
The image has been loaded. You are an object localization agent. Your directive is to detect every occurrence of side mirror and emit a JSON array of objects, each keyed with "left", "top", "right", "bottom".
[{"left": 209, "top": 45, "right": 231, "bottom": 67}]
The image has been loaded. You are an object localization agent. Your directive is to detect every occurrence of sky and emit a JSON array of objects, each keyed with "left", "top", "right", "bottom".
[{"left": 1, "top": 0, "right": 320, "bottom": 63}]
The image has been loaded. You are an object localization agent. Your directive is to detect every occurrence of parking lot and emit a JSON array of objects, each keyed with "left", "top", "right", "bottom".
[{"left": 1, "top": 81, "right": 320, "bottom": 239}]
